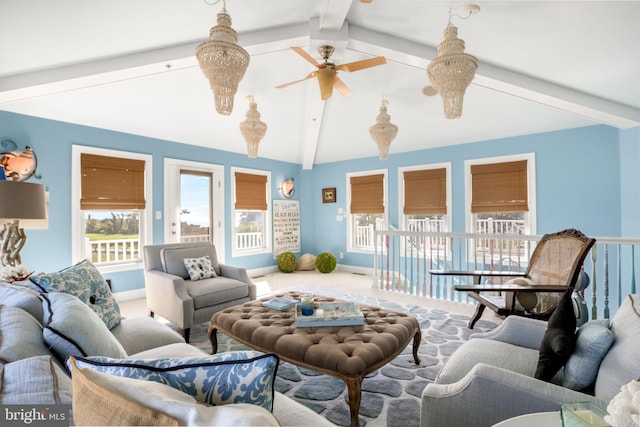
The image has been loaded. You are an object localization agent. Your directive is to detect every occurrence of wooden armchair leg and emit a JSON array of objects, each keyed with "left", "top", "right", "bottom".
[
  {"left": 183, "top": 328, "right": 191, "bottom": 344},
  {"left": 468, "top": 303, "right": 486, "bottom": 329},
  {"left": 148, "top": 310, "right": 155, "bottom": 318}
]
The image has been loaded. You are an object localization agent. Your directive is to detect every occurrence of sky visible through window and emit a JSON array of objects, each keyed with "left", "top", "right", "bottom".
[{"left": 181, "top": 173, "right": 210, "bottom": 227}]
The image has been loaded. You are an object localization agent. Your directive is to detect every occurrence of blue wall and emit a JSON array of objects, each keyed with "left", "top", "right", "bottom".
[
  {"left": 1, "top": 110, "right": 636, "bottom": 293},
  {"left": 309, "top": 125, "right": 624, "bottom": 269},
  {"left": 0, "top": 111, "right": 301, "bottom": 291}
]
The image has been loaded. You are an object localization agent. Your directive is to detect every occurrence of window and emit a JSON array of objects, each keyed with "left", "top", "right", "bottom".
[
  {"left": 232, "top": 168, "right": 271, "bottom": 256},
  {"left": 400, "top": 163, "right": 451, "bottom": 233},
  {"left": 72, "top": 146, "right": 153, "bottom": 272},
  {"left": 347, "top": 170, "right": 387, "bottom": 252},
  {"left": 465, "top": 153, "right": 536, "bottom": 268}
]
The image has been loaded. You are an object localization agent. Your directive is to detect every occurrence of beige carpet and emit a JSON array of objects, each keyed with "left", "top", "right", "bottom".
[{"left": 120, "top": 270, "right": 501, "bottom": 324}]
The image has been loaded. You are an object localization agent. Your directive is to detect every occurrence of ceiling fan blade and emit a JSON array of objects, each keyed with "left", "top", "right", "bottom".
[
  {"left": 291, "top": 46, "right": 321, "bottom": 67},
  {"left": 276, "top": 71, "right": 318, "bottom": 89},
  {"left": 334, "top": 77, "right": 352, "bottom": 97},
  {"left": 335, "top": 56, "right": 386, "bottom": 72}
]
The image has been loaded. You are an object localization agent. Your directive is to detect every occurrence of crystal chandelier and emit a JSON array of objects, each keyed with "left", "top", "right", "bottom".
[
  {"left": 369, "top": 100, "right": 398, "bottom": 160},
  {"left": 239, "top": 96, "right": 267, "bottom": 158},
  {"left": 196, "top": 0, "right": 249, "bottom": 115},
  {"left": 426, "top": 5, "right": 480, "bottom": 119}
]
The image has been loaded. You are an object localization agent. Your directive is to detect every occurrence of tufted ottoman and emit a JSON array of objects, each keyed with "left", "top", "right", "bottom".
[{"left": 209, "top": 292, "right": 421, "bottom": 427}]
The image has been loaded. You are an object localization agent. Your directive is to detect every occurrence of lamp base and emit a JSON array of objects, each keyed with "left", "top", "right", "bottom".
[{"left": 0, "top": 220, "right": 26, "bottom": 267}]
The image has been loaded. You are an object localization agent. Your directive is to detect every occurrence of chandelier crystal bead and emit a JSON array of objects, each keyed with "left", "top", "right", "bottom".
[
  {"left": 369, "top": 100, "right": 398, "bottom": 160},
  {"left": 427, "top": 24, "right": 477, "bottom": 119},
  {"left": 239, "top": 96, "right": 267, "bottom": 158},
  {"left": 196, "top": 7, "right": 249, "bottom": 115}
]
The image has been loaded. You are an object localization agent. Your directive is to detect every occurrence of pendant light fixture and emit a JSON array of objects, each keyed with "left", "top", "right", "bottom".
[
  {"left": 196, "top": 0, "right": 249, "bottom": 115},
  {"left": 369, "top": 100, "right": 398, "bottom": 160},
  {"left": 239, "top": 96, "right": 267, "bottom": 158},
  {"left": 426, "top": 4, "right": 480, "bottom": 119}
]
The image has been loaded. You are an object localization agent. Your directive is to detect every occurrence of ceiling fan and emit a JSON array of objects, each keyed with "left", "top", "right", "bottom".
[{"left": 276, "top": 45, "right": 386, "bottom": 100}]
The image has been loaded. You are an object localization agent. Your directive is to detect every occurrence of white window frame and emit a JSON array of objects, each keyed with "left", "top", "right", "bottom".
[
  {"left": 398, "top": 162, "right": 452, "bottom": 233},
  {"left": 71, "top": 145, "right": 153, "bottom": 273},
  {"left": 464, "top": 152, "right": 537, "bottom": 235},
  {"left": 164, "top": 158, "right": 225, "bottom": 260},
  {"left": 347, "top": 169, "right": 388, "bottom": 254},
  {"left": 231, "top": 166, "right": 272, "bottom": 257}
]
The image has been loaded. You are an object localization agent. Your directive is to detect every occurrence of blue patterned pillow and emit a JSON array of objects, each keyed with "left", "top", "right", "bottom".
[
  {"left": 68, "top": 351, "right": 279, "bottom": 412},
  {"left": 183, "top": 255, "right": 217, "bottom": 281},
  {"left": 30, "top": 259, "right": 121, "bottom": 329}
]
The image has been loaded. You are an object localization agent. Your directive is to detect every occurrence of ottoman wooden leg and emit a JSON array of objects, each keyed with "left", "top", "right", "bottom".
[
  {"left": 345, "top": 376, "right": 363, "bottom": 427},
  {"left": 412, "top": 329, "right": 422, "bottom": 364},
  {"left": 208, "top": 327, "right": 219, "bottom": 354}
]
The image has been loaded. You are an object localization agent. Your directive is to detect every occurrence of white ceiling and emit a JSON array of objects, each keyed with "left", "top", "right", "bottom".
[{"left": 1, "top": 0, "right": 639, "bottom": 169}]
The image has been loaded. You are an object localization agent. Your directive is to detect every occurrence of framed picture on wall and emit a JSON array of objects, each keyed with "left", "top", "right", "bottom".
[{"left": 322, "top": 187, "right": 336, "bottom": 203}]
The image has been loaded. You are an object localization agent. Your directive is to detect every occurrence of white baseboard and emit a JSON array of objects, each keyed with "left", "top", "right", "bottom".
[
  {"left": 249, "top": 263, "right": 373, "bottom": 277},
  {"left": 113, "top": 287, "right": 146, "bottom": 302}
]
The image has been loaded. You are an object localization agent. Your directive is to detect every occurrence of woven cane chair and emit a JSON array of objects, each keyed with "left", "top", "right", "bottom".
[{"left": 449, "top": 228, "right": 596, "bottom": 328}]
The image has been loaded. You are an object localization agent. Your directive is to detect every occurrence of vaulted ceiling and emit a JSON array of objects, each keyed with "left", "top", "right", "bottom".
[{"left": 1, "top": 1, "right": 638, "bottom": 169}]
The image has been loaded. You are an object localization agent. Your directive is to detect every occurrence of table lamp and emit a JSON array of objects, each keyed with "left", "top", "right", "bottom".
[{"left": 0, "top": 180, "right": 48, "bottom": 267}]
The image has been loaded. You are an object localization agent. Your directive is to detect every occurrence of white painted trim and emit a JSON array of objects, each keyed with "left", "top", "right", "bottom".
[
  {"left": 346, "top": 168, "right": 388, "bottom": 253},
  {"left": 230, "top": 166, "right": 272, "bottom": 257},
  {"left": 113, "top": 287, "right": 146, "bottom": 303},
  {"left": 464, "top": 152, "right": 536, "bottom": 234},
  {"left": 163, "top": 158, "right": 225, "bottom": 261},
  {"left": 397, "top": 162, "right": 452, "bottom": 233},
  {"left": 71, "top": 145, "right": 152, "bottom": 273}
]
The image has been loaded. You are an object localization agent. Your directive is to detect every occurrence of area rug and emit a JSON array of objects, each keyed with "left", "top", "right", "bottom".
[{"left": 186, "top": 288, "right": 498, "bottom": 427}]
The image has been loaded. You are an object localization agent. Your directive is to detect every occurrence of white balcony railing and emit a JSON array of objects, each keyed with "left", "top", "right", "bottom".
[{"left": 373, "top": 229, "right": 639, "bottom": 320}]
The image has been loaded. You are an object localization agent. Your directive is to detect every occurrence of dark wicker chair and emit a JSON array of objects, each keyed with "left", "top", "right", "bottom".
[{"left": 446, "top": 229, "right": 596, "bottom": 328}]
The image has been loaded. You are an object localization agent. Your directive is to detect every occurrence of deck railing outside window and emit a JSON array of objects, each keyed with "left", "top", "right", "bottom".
[{"left": 373, "top": 229, "right": 639, "bottom": 320}]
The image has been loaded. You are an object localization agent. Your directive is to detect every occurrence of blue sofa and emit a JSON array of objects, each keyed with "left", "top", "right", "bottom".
[{"left": 0, "top": 282, "right": 332, "bottom": 426}]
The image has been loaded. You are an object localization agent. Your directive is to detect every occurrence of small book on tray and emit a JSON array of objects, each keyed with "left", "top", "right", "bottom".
[{"left": 262, "top": 297, "right": 300, "bottom": 310}]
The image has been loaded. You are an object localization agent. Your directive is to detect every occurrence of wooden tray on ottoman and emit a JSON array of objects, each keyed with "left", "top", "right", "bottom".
[{"left": 295, "top": 301, "right": 365, "bottom": 327}]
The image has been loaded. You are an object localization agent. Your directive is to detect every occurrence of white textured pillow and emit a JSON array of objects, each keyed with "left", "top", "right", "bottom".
[
  {"left": 183, "top": 256, "right": 216, "bottom": 281},
  {"left": 42, "top": 292, "right": 127, "bottom": 362},
  {"left": 69, "top": 358, "right": 279, "bottom": 427}
]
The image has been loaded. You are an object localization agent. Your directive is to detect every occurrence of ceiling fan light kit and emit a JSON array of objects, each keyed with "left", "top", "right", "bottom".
[
  {"left": 427, "top": 5, "right": 479, "bottom": 119},
  {"left": 369, "top": 100, "right": 398, "bottom": 160},
  {"left": 239, "top": 96, "right": 267, "bottom": 158},
  {"left": 196, "top": 1, "right": 249, "bottom": 115},
  {"left": 277, "top": 45, "right": 385, "bottom": 101}
]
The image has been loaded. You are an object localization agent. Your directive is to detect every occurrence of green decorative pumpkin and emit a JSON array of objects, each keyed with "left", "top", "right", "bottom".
[
  {"left": 277, "top": 252, "right": 297, "bottom": 273},
  {"left": 315, "top": 252, "right": 337, "bottom": 273}
]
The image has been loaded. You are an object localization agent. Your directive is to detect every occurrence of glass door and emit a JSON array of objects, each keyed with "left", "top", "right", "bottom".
[
  {"left": 179, "top": 171, "right": 213, "bottom": 243},
  {"left": 163, "top": 158, "right": 225, "bottom": 260}
]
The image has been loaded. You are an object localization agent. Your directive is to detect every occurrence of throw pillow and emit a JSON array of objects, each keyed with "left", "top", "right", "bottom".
[
  {"left": 183, "top": 255, "right": 217, "bottom": 281},
  {"left": 30, "top": 259, "right": 121, "bottom": 329},
  {"left": 42, "top": 292, "right": 128, "bottom": 363},
  {"left": 534, "top": 289, "right": 577, "bottom": 381},
  {"left": 68, "top": 351, "right": 279, "bottom": 412},
  {"left": 68, "top": 356, "right": 178, "bottom": 427},
  {"left": 68, "top": 357, "right": 280, "bottom": 427},
  {"left": 562, "top": 319, "right": 614, "bottom": 390},
  {"left": 0, "top": 355, "right": 73, "bottom": 405},
  {"left": 0, "top": 304, "right": 52, "bottom": 363}
]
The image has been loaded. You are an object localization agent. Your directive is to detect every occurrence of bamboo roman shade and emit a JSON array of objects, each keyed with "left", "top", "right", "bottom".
[
  {"left": 471, "top": 160, "right": 528, "bottom": 213},
  {"left": 235, "top": 172, "right": 268, "bottom": 211},
  {"left": 350, "top": 174, "right": 384, "bottom": 214},
  {"left": 404, "top": 168, "right": 447, "bottom": 215},
  {"left": 80, "top": 153, "right": 146, "bottom": 210}
]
